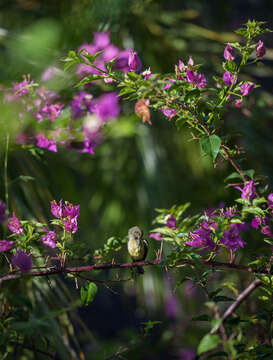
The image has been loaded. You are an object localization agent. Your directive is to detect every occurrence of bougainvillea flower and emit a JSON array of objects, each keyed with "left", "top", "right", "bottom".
[
  {"left": 220, "top": 224, "right": 246, "bottom": 251},
  {"left": 128, "top": 51, "right": 142, "bottom": 72},
  {"left": 196, "top": 73, "right": 207, "bottom": 89},
  {"left": 186, "top": 221, "right": 215, "bottom": 250},
  {"left": 40, "top": 228, "right": 58, "bottom": 248},
  {"left": 93, "top": 32, "right": 110, "bottom": 49},
  {"left": 224, "top": 44, "right": 235, "bottom": 61},
  {"left": 240, "top": 83, "right": 255, "bottom": 96},
  {"left": 0, "top": 240, "right": 14, "bottom": 252},
  {"left": 12, "top": 75, "right": 34, "bottom": 98},
  {"left": 187, "top": 56, "right": 194, "bottom": 66},
  {"left": 11, "top": 250, "right": 32, "bottom": 273},
  {"left": 36, "top": 133, "right": 57, "bottom": 152},
  {"left": 150, "top": 232, "right": 163, "bottom": 241},
  {"left": 163, "top": 78, "right": 176, "bottom": 90},
  {"left": 235, "top": 180, "right": 255, "bottom": 201},
  {"left": 166, "top": 214, "right": 177, "bottom": 230},
  {"left": 261, "top": 225, "right": 273, "bottom": 237},
  {"left": 0, "top": 200, "right": 8, "bottom": 223},
  {"left": 8, "top": 213, "right": 23, "bottom": 234},
  {"left": 235, "top": 99, "right": 243, "bottom": 108},
  {"left": 50, "top": 200, "right": 63, "bottom": 218},
  {"left": 256, "top": 40, "right": 266, "bottom": 58}
]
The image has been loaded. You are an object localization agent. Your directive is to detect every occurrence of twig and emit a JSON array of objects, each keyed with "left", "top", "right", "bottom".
[
  {"left": 0, "top": 259, "right": 267, "bottom": 283},
  {"left": 210, "top": 279, "right": 263, "bottom": 335}
]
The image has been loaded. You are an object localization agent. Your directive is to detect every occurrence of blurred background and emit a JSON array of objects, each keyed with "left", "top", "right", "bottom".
[{"left": 0, "top": 0, "right": 273, "bottom": 359}]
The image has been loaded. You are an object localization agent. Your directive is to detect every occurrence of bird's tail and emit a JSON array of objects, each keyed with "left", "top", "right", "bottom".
[{"left": 136, "top": 266, "right": 144, "bottom": 275}]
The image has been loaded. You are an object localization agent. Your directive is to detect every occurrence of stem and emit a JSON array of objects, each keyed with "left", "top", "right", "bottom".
[
  {"left": 4, "top": 133, "right": 9, "bottom": 211},
  {"left": 221, "top": 144, "right": 247, "bottom": 181}
]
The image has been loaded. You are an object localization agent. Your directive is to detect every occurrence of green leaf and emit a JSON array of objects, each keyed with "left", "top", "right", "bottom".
[
  {"left": 200, "top": 135, "right": 221, "bottom": 162},
  {"left": 197, "top": 334, "right": 220, "bottom": 355},
  {"left": 242, "top": 206, "right": 265, "bottom": 217},
  {"left": 222, "top": 61, "right": 237, "bottom": 74},
  {"left": 235, "top": 198, "right": 250, "bottom": 206},
  {"left": 81, "top": 282, "right": 98, "bottom": 306}
]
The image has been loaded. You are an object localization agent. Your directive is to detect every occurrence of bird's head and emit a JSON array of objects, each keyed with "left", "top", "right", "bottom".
[{"left": 128, "top": 226, "right": 143, "bottom": 241}]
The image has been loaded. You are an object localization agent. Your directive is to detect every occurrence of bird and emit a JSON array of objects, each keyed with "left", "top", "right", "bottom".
[{"left": 127, "top": 226, "right": 148, "bottom": 275}]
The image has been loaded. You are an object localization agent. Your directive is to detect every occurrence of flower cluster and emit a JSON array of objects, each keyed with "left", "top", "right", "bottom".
[
  {"left": 77, "top": 32, "right": 141, "bottom": 81},
  {"left": 50, "top": 200, "right": 80, "bottom": 234},
  {"left": 251, "top": 193, "right": 273, "bottom": 238}
]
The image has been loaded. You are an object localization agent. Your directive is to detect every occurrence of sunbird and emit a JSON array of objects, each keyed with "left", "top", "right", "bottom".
[{"left": 127, "top": 226, "right": 148, "bottom": 274}]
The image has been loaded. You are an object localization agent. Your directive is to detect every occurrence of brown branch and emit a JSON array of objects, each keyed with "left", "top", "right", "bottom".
[
  {"left": 210, "top": 279, "right": 263, "bottom": 335},
  {"left": 0, "top": 258, "right": 267, "bottom": 284},
  {"left": 221, "top": 145, "right": 247, "bottom": 182}
]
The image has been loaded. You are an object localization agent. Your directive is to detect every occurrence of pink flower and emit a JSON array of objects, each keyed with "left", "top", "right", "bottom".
[
  {"left": 150, "top": 232, "right": 163, "bottom": 241},
  {"left": 163, "top": 78, "right": 176, "bottom": 90},
  {"left": 36, "top": 133, "right": 57, "bottom": 152},
  {"left": 235, "top": 180, "right": 255, "bottom": 201},
  {"left": 8, "top": 213, "right": 23, "bottom": 234},
  {"left": 40, "top": 228, "right": 58, "bottom": 248},
  {"left": 188, "top": 56, "right": 194, "bottom": 66},
  {"left": 11, "top": 250, "right": 32, "bottom": 273},
  {"left": 160, "top": 108, "right": 178, "bottom": 119},
  {"left": 50, "top": 200, "right": 63, "bottom": 218},
  {"left": 235, "top": 99, "right": 243, "bottom": 108},
  {"left": 128, "top": 51, "right": 142, "bottom": 72},
  {"left": 93, "top": 32, "right": 110, "bottom": 49},
  {"left": 0, "top": 240, "right": 14, "bottom": 252},
  {"left": 142, "top": 67, "right": 152, "bottom": 80},
  {"left": 93, "top": 92, "right": 120, "bottom": 122},
  {"left": 240, "top": 83, "right": 255, "bottom": 96},
  {"left": 222, "top": 72, "right": 237, "bottom": 87},
  {"left": 196, "top": 73, "right": 207, "bottom": 89},
  {"left": 166, "top": 214, "right": 177, "bottom": 230},
  {"left": 224, "top": 44, "right": 235, "bottom": 61},
  {"left": 256, "top": 40, "right": 266, "bottom": 58}
]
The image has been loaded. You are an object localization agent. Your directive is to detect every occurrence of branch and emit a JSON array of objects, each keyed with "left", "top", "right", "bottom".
[
  {"left": 0, "top": 258, "right": 267, "bottom": 283},
  {"left": 210, "top": 278, "right": 263, "bottom": 335}
]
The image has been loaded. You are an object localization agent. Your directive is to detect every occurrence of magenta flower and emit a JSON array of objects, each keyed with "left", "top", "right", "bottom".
[
  {"left": 0, "top": 200, "right": 8, "bottom": 223},
  {"left": 251, "top": 215, "right": 260, "bottom": 229},
  {"left": 114, "top": 49, "right": 131, "bottom": 73},
  {"left": 142, "top": 67, "right": 152, "bottom": 80},
  {"left": 12, "top": 75, "right": 34, "bottom": 98},
  {"left": 240, "top": 83, "right": 255, "bottom": 96},
  {"left": 39, "top": 103, "right": 63, "bottom": 122},
  {"left": 261, "top": 225, "right": 273, "bottom": 238},
  {"left": 187, "top": 56, "right": 194, "bottom": 66},
  {"left": 50, "top": 200, "right": 63, "bottom": 218},
  {"left": 150, "top": 232, "right": 163, "bottom": 241},
  {"left": 0, "top": 240, "right": 14, "bottom": 252},
  {"left": 94, "top": 92, "right": 120, "bottom": 122},
  {"left": 36, "top": 133, "right": 57, "bottom": 152},
  {"left": 163, "top": 78, "right": 176, "bottom": 90},
  {"left": 186, "top": 69, "right": 197, "bottom": 84},
  {"left": 256, "top": 40, "right": 266, "bottom": 58},
  {"left": 186, "top": 221, "right": 215, "bottom": 250},
  {"left": 220, "top": 224, "right": 246, "bottom": 251},
  {"left": 268, "top": 193, "right": 273, "bottom": 203},
  {"left": 224, "top": 44, "right": 235, "bottom": 61},
  {"left": 222, "top": 72, "right": 237, "bottom": 87},
  {"left": 102, "top": 44, "right": 119, "bottom": 62},
  {"left": 160, "top": 108, "right": 178, "bottom": 119},
  {"left": 8, "top": 213, "right": 23, "bottom": 234},
  {"left": 128, "top": 51, "right": 142, "bottom": 72},
  {"left": 40, "top": 228, "right": 58, "bottom": 248},
  {"left": 166, "top": 214, "right": 177, "bottom": 230},
  {"left": 235, "top": 99, "right": 243, "bottom": 108},
  {"left": 11, "top": 250, "right": 32, "bottom": 273},
  {"left": 196, "top": 73, "right": 207, "bottom": 89},
  {"left": 70, "top": 91, "right": 94, "bottom": 118},
  {"left": 93, "top": 32, "right": 110, "bottom": 49},
  {"left": 235, "top": 180, "right": 255, "bottom": 201},
  {"left": 63, "top": 216, "right": 78, "bottom": 234}
]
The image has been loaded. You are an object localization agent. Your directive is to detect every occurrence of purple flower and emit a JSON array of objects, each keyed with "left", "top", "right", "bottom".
[
  {"left": 251, "top": 215, "right": 260, "bottom": 229},
  {"left": 142, "top": 67, "right": 152, "bottom": 80},
  {"left": 12, "top": 75, "right": 34, "bottom": 98},
  {"left": 93, "top": 92, "right": 120, "bottom": 122},
  {"left": 70, "top": 91, "right": 94, "bottom": 118},
  {"left": 93, "top": 32, "right": 110, "bottom": 49},
  {"left": 8, "top": 213, "right": 23, "bottom": 234},
  {"left": 256, "top": 40, "right": 266, "bottom": 58},
  {"left": 150, "top": 232, "right": 163, "bottom": 241},
  {"left": 186, "top": 221, "right": 215, "bottom": 250},
  {"left": 235, "top": 98, "right": 243, "bottom": 108},
  {"left": 196, "top": 73, "right": 207, "bottom": 89},
  {"left": 63, "top": 216, "right": 78, "bottom": 234},
  {"left": 50, "top": 200, "right": 63, "bottom": 218},
  {"left": 0, "top": 200, "right": 8, "bottom": 223},
  {"left": 102, "top": 44, "right": 119, "bottom": 62},
  {"left": 36, "top": 133, "right": 57, "bottom": 152},
  {"left": 11, "top": 250, "right": 32, "bottom": 273},
  {"left": 128, "top": 51, "right": 142, "bottom": 72},
  {"left": 163, "top": 78, "right": 176, "bottom": 90},
  {"left": 220, "top": 224, "right": 246, "bottom": 251},
  {"left": 40, "top": 228, "right": 58, "bottom": 248},
  {"left": 166, "top": 214, "right": 177, "bottom": 230},
  {"left": 235, "top": 180, "right": 255, "bottom": 201},
  {"left": 186, "top": 69, "right": 197, "bottom": 84},
  {"left": 63, "top": 203, "right": 80, "bottom": 219},
  {"left": 268, "top": 193, "right": 273, "bottom": 204},
  {"left": 261, "top": 225, "right": 273, "bottom": 237},
  {"left": 39, "top": 103, "right": 63, "bottom": 122},
  {"left": 41, "top": 66, "right": 58, "bottom": 82},
  {"left": 224, "top": 44, "right": 235, "bottom": 61},
  {"left": 114, "top": 49, "right": 131, "bottom": 73},
  {"left": 0, "top": 240, "right": 14, "bottom": 252},
  {"left": 187, "top": 56, "right": 194, "bottom": 66},
  {"left": 160, "top": 108, "right": 178, "bottom": 119},
  {"left": 179, "top": 349, "right": 196, "bottom": 360},
  {"left": 240, "top": 83, "right": 255, "bottom": 96},
  {"left": 222, "top": 72, "right": 237, "bottom": 87}
]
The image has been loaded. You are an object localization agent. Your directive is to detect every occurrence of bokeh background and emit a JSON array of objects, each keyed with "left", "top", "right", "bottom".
[{"left": 0, "top": 0, "right": 273, "bottom": 359}]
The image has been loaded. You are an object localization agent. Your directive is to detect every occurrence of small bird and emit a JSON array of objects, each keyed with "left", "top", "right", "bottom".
[{"left": 128, "top": 226, "right": 148, "bottom": 274}]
